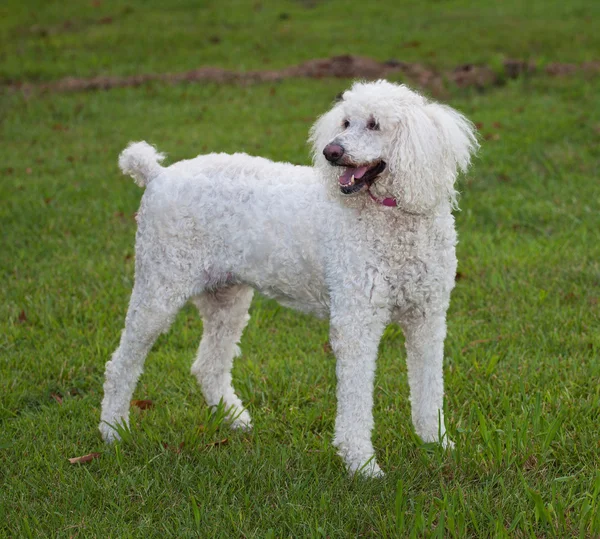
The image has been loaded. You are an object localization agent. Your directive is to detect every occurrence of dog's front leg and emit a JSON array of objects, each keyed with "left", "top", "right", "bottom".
[
  {"left": 330, "top": 301, "right": 388, "bottom": 477},
  {"left": 401, "top": 313, "right": 453, "bottom": 447}
]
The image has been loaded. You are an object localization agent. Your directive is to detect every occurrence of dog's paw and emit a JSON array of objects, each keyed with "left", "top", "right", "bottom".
[
  {"left": 348, "top": 459, "right": 385, "bottom": 479},
  {"left": 357, "top": 460, "right": 385, "bottom": 479},
  {"left": 416, "top": 427, "right": 454, "bottom": 449},
  {"left": 345, "top": 456, "right": 385, "bottom": 479},
  {"left": 229, "top": 409, "right": 253, "bottom": 431},
  {"left": 441, "top": 436, "right": 455, "bottom": 450},
  {"left": 99, "top": 421, "right": 121, "bottom": 443}
]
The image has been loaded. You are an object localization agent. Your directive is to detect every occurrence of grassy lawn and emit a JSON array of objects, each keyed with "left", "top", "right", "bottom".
[
  {"left": 2, "top": 0, "right": 600, "bottom": 81},
  {"left": 2, "top": 1, "right": 600, "bottom": 537}
]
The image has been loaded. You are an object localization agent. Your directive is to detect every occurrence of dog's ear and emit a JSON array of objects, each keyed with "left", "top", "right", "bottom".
[
  {"left": 387, "top": 103, "right": 478, "bottom": 213},
  {"left": 426, "top": 102, "right": 479, "bottom": 180}
]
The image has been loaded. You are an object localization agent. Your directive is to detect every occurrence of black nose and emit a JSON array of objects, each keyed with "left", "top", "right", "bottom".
[{"left": 323, "top": 143, "right": 345, "bottom": 163}]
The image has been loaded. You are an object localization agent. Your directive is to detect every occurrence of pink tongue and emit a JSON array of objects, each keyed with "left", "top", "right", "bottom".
[{"left": 339, "top": 165, "right": 369, "bottom": 186}]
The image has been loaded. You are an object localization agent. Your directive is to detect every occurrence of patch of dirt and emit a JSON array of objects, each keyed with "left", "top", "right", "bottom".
[
  {"left": 6, "top": 55, "right": 600, "bottom": 96},
  {"left": 450, "top": 64, "right": 497, "bottom": 89},
  {"left": 503, "top": 58, "right": 536, "bottom": 79},
  {"left": 545, "top": 61, "right": 600, "bottom": 76}
]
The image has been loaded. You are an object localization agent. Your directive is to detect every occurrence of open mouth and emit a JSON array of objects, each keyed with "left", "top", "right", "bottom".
[{"left": 336, "top": 161, "right": 386, "bottom": 195}]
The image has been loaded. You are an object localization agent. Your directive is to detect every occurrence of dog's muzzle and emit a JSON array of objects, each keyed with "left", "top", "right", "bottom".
[{"left": 336, "top": 161, "right": 387, "bottom": 195}]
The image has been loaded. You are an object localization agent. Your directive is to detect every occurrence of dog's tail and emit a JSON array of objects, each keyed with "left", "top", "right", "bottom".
[{"left": 118, "top": 141, "right": 166, "bottom": 187}]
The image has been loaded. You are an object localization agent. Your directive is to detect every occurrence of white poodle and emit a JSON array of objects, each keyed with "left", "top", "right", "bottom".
[{"left": 99, "top": 80, "right": 478, "bottom": 477}]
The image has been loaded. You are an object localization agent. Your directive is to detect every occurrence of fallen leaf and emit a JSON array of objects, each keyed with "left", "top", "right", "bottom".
[
  {"left": 131, "top": 399, "right": 153, "bottom": 410},
  {"left": 68, "top": 452, "right": 101, "bottom": 464},
  {"left": 522, "top": 454, "right": 538, "bottom": 471},
  {"left": 26, "top": 168, "right": 32, "bottom": 174},
  {"left": 18, "top": 310, "right": 27, "bottom": 323},
  {"left": 30, "top": 26, "right": 48, "bottom": 37},
  {"left": 162, "top": 442, "right": 185, "bottom": 453},
  {"left": 462, "top": 335, "right": 509, "bottom": 353},
  {"left": 51, "top": 393, "right": 63, "bottom": 405},
  {"left": 204, "top": 438, "right": 228, "bottom": 448},
  {"left": 401, "top": 40, "right": 421, "bottom": 48},
  {"left": 322, "top": 341, "right": 332, "bottom": 354}
]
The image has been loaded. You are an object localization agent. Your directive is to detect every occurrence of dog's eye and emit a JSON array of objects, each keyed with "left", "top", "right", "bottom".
[
  {"left": 367, "top": 119, "right": 380, "bottom": 131},
  {"left": 342, "top": 119, "right": 350, "bottom": 129}
]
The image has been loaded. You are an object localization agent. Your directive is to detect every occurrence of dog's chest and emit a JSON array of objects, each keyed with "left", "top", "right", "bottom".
[{"left": 365, "top": 213, "right": 458, "bottom": 317}]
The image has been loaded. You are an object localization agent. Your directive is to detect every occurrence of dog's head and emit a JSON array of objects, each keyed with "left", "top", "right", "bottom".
[{"left": 309, "top": 80, "right": 478, "bottom": 213}]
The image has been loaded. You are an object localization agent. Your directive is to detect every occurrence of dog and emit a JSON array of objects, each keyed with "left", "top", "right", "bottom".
[{"left": 99, "top": 80, "right": 478, "bottom": 477}]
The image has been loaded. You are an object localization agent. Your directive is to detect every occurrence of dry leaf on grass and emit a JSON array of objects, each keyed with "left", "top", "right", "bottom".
[
  {"left": 162, "top": 442, "right": 185, "bottom": 453},
  {"left": 131, "top": 399, "right": 153, "bottom": 410},
  {"left": 68, "top": 453, "right": 101, "bottom": 464},
  {"left": 204, "top": 438, "right": 228, "bottom": 449},
  {"left": 461, "top": 335, "right": 509, "bottom": 353}
]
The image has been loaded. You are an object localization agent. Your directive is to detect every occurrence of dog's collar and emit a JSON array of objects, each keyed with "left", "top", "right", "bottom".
[{"left": 368, "top": 189, "right": 397, "bottom": 207}]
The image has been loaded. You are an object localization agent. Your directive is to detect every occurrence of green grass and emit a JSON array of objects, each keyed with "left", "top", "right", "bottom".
[
  {"left": 2, "top": 0, "right": 600, "bottom": 82},
  {"left": 2, "top": 1, "right": 600, "bottom": 537}
]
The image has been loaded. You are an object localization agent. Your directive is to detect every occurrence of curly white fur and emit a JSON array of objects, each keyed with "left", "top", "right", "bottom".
[
  {"left": 118, "top": 141, "right": 166, "bottom": 187},
  {"left": 99, "top": 80, "right": 478, "bottom": 477}
]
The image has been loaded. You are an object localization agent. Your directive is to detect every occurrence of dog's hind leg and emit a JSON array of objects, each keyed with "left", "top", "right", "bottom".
[
  {"left": 191, "top": 285, "right": 254, "bottom": 430},
  {"left": 99, "top": 281, "right": 186, "bottom": 442}
]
